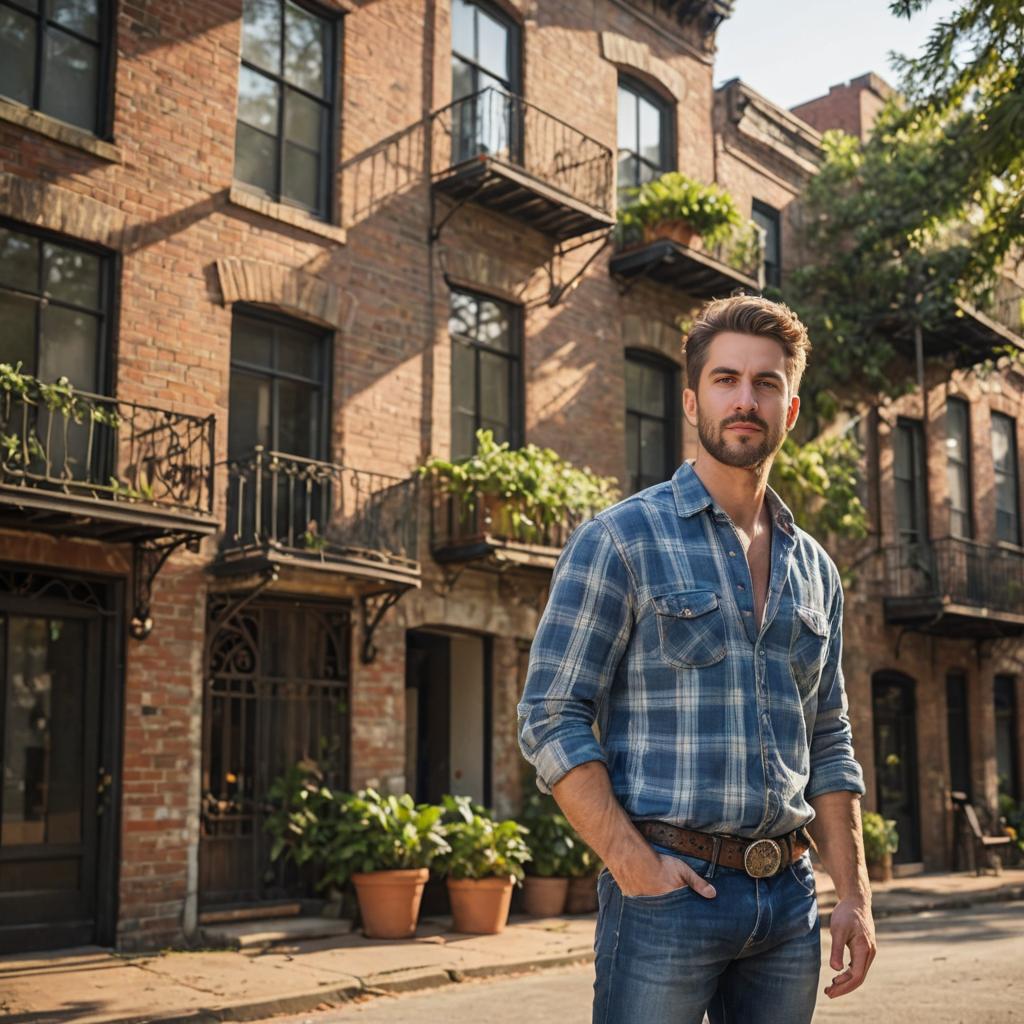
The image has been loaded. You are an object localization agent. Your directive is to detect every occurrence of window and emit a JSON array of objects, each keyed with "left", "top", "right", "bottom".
[
  {"left": 992, "top": 412, "right": 1021, "bottom": 545},
  {"left": 235, "top": 0, "right": 338, "bottom": 219},
  {"left": 449, "top": 288, "right": 521, "bottom": 461},
  {"left": 625, "top": 351, "right": 678, "bottom": 494},
  {"left": 228, "top": 308, "right": 329, "bottom": 461},
  {"left": 0, "top": 222, "right": 110, "bottom": 392},
  {"left": 994, "top": 675, "right": 1020, "bottom": 800},
  {"left": 617, "top": 75, "right": 673, "bottom": 201},
  {"left": 894, "top": 418, "right": 927, "bottom": 547},
  {"left": 450, "top": 0, "right": 519, "bottom": 162},
  {"left": 946, "top": 672, "right": 971, "bottom": 798},
  {"left": 0, "top": 0, "right": 111, "bottom": 134},
  {"left": 945, "top": 398, "right": 973, "bottom": 539},
  {"left": 752, "top": 200, "right": 781, "bottom": 289}
]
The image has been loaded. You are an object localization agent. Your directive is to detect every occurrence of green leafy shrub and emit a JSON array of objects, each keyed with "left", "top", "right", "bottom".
[
  {"left": 861, "top": 811, "right": 899, "bottom": 864},
  {"left": 434, "top": 794, "right": 532, "bottom": 883}
]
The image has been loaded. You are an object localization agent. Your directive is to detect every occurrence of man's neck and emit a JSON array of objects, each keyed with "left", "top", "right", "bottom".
[{"left": 690, "top": 451, "right": 771, "bottom": 536}]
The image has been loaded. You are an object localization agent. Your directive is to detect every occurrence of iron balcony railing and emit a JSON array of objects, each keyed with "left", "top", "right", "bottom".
[
  {"left": 877, "top": 537, "right": 1024, "bottom": 615},
  {"left": 220, "top": 447, "right": 419, "bottom": 571},
  {"left": 431, "top": 86, "right": 614, "bottom": 216},
  {"left": 0, "top": 383, "right": 215, "bottom": 519}
]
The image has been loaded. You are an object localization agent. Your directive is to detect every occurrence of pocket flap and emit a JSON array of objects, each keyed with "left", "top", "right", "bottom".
[
  {"left": 654, "top": 590, "right": 720, "bottom": 619},
  {"left": 796, "top": 604, "right": 829, "bottom": 637}
]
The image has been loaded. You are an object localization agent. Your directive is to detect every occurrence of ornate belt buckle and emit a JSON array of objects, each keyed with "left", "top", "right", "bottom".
[{"left": 743, "top": 838, "right": 782, "bottom": 878}]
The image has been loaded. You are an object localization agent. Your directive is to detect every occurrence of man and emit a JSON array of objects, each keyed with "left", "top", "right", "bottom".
[{"left": 517, "top": 296, "right": 875, "bottom": 1023}]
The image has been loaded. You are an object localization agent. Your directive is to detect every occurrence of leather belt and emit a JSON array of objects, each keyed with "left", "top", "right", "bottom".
[{"left": 634, "top": 820, "right": 812, "bottom": 878}]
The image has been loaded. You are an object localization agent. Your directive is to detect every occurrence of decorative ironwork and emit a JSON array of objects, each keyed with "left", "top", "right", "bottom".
[
  {"left": 0, "top": 384, "right": 215, "bottom": 516},
  {"left": 430, "top": 88, "right": 614, "bottom": 240},
  {"left": 0, "top": 566, "right": 110, "bottom": 613},
  {"left": 219, "top": 447, "right": 420, "bottom": 577},
  {"left": 129, "top": 534, "right": 198, "bottom": 640},
  {"left": 359, "top": 588, "right": 404, "bottom": 665},
  {"left": 200, "top": 597, "right": 351, "bottom": 908}
]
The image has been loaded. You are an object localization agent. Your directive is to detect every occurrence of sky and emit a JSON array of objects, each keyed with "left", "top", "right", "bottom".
[{"left": 713, "top": 0, "right": 962, "bottom": 111}]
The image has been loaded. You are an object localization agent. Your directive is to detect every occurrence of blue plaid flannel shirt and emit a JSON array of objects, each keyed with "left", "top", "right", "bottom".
[{"left": 517, "top": 460, "right": 865, "bottom": 839}]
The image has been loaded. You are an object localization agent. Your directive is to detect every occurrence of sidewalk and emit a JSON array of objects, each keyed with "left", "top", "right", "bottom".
[{"left": 3, "top": 869, "right": 1022, "bottom": 1024}]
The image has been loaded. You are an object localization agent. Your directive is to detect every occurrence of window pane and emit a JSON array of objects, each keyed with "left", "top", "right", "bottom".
[
  {"left": 0, "top": 292, "right": 38, "bottom": 374},
  {"left": 625, "top": 359, "right": 641, "bottom": 410},
  {"left": 41, "top": 29, "right": 98, "bottom": 131},
  {"left": 451, "top": 0, "right": 473, "bottom": 58},
  {"left": 284, "top": 89, "right": 322, "bottom": 149},
  {"left": 452, "top": 410, "right": 476, "bottom": 461},
  {"left": 0, "top": 7, "right": 36, "bottom": 106},
  {"left": 232, "top": 317, "right": 273, "bottom": 368},
  {"left": 0, "top": 227, "right": 39, "bottom": 293},
  {"left": 284, "top": 0, "right": 325, "bottom": 95},
  {"left": 894, "top": 425, "right": 912, "bottom": 480},
  {"left": 617, "top": 153, "right": 638, "bottom": 194},
  {"left": 625, "top": 411, "right": 639, "bottom": 486},
  {"left": 476, "top": 7, "right": 509, "bottom": 81},
  {"left": 242, "top": 0, "right": 281, "bottom": 73},
  {"left": 617, "top": 86, "right": 636, "bottom": 152},
  {"left": 641, "top": 418, "right": 666, "bottom": 478},
  {"left": 451, "top": 55, "right": 474, "bottom": 102},
  {"left": 43, "top": 242, "right": 100, "bottom": 309},
  {"left": 38, "top": 306, "right": 99, "bottom": 390},
  {"left": 49, "top": 0, "right": 99, "bottom": 39},
  {"left": 228, "top": 372, "right": 272, "bottom": 457},
  {"left": 476, "top": 299, "right": 510, "bottom": 351},
  {"left": 276, "top": 323, "right": 320, "bottom": 378},
  {"left": 238, "top": 66, "right": 279, "bottom": 132},
  {"left": 946, "top": 399, "right": 968, "bottom": 463},
  {"left": 638, "top": 96, "right": 662, "bottom": 168},
  {"left": 641, "top": 362, "right": 666, "bottom": 416},
  {"left": 235, "top": 122, "right": 278, "bottom": 194},
  {"left": 479, "top": 349, "right": 509, "bottom": 428},
  {"left": 282, "top": 141, "right": 319, "bottom": 210},
  {"left": 277, "top": 377, "right": 318, "bottom": 457},
  {"left": 992, "top": 414, "right": 1013, "bottom": 472},
  {"left": 449, "top": 291, "right": 476, "bottom": 338},
  {"left": 451, "top": 339, "right": 475, "bottom": 413},
  {"left": 637, "top": 159, "right": 660, "bottom": 184}
]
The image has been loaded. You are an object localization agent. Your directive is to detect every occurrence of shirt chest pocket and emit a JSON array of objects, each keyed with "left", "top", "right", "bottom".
[
  {"left": 653, "top": 590, "right": 727, "bottom": 668},
  {"left": 792, "top": 604, "right": 829, "bottom": 691}
]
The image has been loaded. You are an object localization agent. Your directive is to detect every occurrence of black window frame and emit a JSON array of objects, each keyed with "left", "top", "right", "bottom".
[
  {"left": 0, "top": 216, "right": 116, "bottom": 396},
  {"left": 0, "top": 0, "right": 116, "bottom": 138},
  {"left": 616, "top": 73, "right": 675, "bottom": 202},
  {"left": 624, "top": 348, "right": 679, "bottom": 496},
  {"left": 945, "top": 396, "right": 974, "bottom": 540},
  {"left": 450, "top": 0, "right": 521, "bottom": 97},
  {"left": 752, "top": 199, "right": 781, "bottom": 289},
  {"left": 894, "top": 417, "right": 929, "bottom": 548},
  {"left": 227, "top": 304, "right": 332, "bottom": 463},
  {"left": 448, "top": 285, "right": 523, "bottom": 462},
  {"left": 994, "top": 675, "right": 1020, "bottom": 801},
  {"left": 233, "top": 0, "right": 342, "bottom": 222},
  {"left": 992, "top": 411, "right": 1021, "bottom": 546}
]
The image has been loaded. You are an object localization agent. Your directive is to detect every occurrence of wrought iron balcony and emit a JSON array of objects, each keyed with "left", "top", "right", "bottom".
[
  {"left": 0, "top": 381, "right": 217, "bottom": 541},
  {"left": 430, "top": 88, "right": 615, "bottom": 241},
  {"left": 876, "top": 537, "right": 1024, "bottom": 638},
  {"left": 215, "top": 447, "right": 421, "bottom": 590},
  {"left": 430, "top": 487, "right": 594, "bottom": 574}
]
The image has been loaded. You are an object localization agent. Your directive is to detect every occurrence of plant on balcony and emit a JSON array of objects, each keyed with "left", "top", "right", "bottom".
[
  {"left": 862, "top": 811, "right": 899, "bottom": 882},
  {"left": 418, "top": 428, "right": 620, "bottom": 545},
  {"left": 615, "top": 172, "right": 758, "bottom": 259}
]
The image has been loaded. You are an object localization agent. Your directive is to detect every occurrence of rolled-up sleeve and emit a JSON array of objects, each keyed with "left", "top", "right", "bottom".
[
  {"left": 517, "top": 516, "right": 634, "bottom": 794},
  {"left": 806, "top": 575, "right": 866, "bottom": 800}
]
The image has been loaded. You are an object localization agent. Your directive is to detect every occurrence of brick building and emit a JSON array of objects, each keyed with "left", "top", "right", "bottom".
[{"left": 0, "top": 0, "right": 1021, "bottom": 954}]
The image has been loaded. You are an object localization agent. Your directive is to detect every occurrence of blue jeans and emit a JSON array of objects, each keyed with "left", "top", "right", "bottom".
[{"left": 593, "top": 845, "right": 821, "bottom": 1024}]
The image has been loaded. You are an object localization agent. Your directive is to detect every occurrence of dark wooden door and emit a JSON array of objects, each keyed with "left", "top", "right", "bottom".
[{"left": 872, "top": 673, "right": 922, "bottom": 863}]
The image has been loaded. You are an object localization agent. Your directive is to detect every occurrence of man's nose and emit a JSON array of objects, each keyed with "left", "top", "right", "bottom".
[{"left": 733, "top": 382, "right": 758, "bottom": 411}]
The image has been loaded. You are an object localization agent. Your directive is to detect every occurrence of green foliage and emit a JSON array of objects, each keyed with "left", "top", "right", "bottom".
[
  {"left": 264, "top": 761, "right": 450, "bottom": 891},
  {"left": 418, "top": 428, "right": 620, "bottom": 542},
  {"left": 861, "top": 811, "right": 900, "bottom": 863},
  {"left": 997, "top": 794, "right": 1024, "bottom": 854},
  {"left": 769, "top": 434, "right": 868, "bottom": 541},
  {"left": 519, "top": 792, "right": 597, "bottom": 878},
  {"left": 433, "top": 794, "right": 532, "bottom": 883}
]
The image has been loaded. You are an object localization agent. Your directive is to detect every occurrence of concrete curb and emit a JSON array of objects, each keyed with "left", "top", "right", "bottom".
[{"left": 818, "top": 883, "right": 1024, "bottom": 928}]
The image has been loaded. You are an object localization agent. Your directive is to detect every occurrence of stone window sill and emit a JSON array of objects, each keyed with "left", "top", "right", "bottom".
[
  {"left": 0, "top": 97, "right": 121, "bottom": 162},
  {"left": 227, "top": 185, "right": 347, "bottom": 244}
]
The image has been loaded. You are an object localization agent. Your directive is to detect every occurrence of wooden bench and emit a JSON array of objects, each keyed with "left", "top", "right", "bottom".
[{"left": 951, "top": 791, "right": 1012, "bottom": 875}]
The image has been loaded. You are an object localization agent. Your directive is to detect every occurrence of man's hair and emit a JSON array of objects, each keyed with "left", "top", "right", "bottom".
[{"left": 683, "top": 295, "right": 811, "bottom": 394}]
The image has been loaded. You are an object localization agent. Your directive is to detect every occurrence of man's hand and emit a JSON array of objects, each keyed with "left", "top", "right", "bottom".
[
  {"left": 614, "top": 852, "right": 717, "bottom": 900},
  {"left": 824, "top": 896, "right": 876, "bottom": 999}
]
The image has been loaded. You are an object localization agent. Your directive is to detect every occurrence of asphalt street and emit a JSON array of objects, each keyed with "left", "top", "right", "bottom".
[{"left": 255, "top": 902, "right": 1024, "bottom": 1024}]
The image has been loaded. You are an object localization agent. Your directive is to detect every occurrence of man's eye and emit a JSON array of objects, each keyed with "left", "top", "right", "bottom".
[
  {"left": 716, "top": 377, "right": 735, "bottom": 385},
  {"left": 758, "top": 380, "right": 779, "bottom": 390}
]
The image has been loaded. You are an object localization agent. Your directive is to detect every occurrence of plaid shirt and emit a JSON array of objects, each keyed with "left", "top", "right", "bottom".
[{"left": 517, "top": 460, "right": 865, "bottom": 839}]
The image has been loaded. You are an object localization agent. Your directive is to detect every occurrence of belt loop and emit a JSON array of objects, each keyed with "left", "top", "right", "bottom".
[{"left": 705, "top": 835, "right": 723, "bottom": 880}]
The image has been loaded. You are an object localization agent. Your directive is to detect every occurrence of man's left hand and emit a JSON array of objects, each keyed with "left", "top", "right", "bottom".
[{"left": 824, "top": 897, "right": 876, "bottom": 999}]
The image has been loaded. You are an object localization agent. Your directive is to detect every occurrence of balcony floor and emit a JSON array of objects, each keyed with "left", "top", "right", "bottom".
[
  {"left": 609, "top": 238, "right": 760, "bottom": 298},
  {"left": 432, "top": 532, "right": 562, "bottom": 573},
  {"left": 883, "top": 596, "right": 1024, "bottom": 639}
]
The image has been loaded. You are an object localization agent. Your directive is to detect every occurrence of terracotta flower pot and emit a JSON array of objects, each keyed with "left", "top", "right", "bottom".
[
  {"left": 643, "top": 220, "right": 702, "bottom": 249},
  {"left": 447, "top": 875, "right": 515, "bottom": 934},
  {"left": 351, "top": 868, "right": 429, "bottom": 939},
  {"left": 565, "top": 874, "right": 599, "bottom": 914},
  {"left": 522, "top": 876, "right": 569, "bottom": 917},
  {"left": 866, "top": 851, "right": 892, "bottom": 883}
]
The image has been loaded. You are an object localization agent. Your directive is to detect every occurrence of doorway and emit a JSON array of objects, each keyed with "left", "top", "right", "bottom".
[{"left": 872, "top": 672, "right": 922, "bottom": 864}]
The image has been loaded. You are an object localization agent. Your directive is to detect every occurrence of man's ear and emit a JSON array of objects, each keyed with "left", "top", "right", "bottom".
[
  {"left": 786, "top": 394, "right": 801, "bottom": 432},
  {"left": 683, "top": 386, "right": 698, "bottom": 428}
]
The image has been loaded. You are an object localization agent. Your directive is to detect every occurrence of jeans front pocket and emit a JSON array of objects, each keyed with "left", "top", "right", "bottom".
[{"left": 788, "top": 852, "right": 817, "bottom": 897}]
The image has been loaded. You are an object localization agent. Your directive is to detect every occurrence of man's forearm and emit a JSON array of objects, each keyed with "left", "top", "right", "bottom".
[
  {"left": 806, "top": 790, "right": 871, "bottom": 903},
  {"left": 551, "top": 760, "right": 658, "bottom": 879}
]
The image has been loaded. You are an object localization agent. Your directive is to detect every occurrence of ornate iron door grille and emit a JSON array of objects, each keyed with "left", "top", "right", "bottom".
[{"left": 200, "top": 597, "right": 351, "bottom": 908}]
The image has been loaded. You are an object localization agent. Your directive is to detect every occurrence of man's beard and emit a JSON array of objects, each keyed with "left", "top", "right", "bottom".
[{"left": 697, "top": 409, "right": 785, "bottom": 469}]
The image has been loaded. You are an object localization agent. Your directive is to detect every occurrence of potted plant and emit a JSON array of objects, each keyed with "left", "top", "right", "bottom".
[
  {"left": 615, "top": 172, "right": 748, "bottom": 251},
  {"left": 520, "top": 793, "right": 575, "bottom": 917},
  {"left": 265, "top": 762, "right": 450, "bottom": 939},
  {"left": 564, "top": 828, "right": 601, "bottom": 915},
  {"left": 862, "top": 811, "right": 899, "bottom": 882},
  {"left": 435, "top": 795, "right": 532, "bottom": 934}
]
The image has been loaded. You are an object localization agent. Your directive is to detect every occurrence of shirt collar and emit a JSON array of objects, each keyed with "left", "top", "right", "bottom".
[{"left": 671, "top": 460, "right": 796, "bottom": 537}]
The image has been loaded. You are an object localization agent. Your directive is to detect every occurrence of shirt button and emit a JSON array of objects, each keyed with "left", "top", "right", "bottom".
[
  {"left": 737, "top": 583, "right": 745, "bottom": 591},
  {"left": 729, "top": 550, "right": 737, "bottom": 557},
  {"left": 683, "top": 608, "right": 692, "bottom": 617}
]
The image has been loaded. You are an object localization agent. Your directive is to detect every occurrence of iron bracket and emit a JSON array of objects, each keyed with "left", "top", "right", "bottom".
[
  {"left": 359, "top": 587, "right": 407, "bottom": 665},
  {"left": 546, "top": 229, "right": 613, "bottom": 307},
  {"left": 130, "top": 533, "right": 199, "bottom": 641}
]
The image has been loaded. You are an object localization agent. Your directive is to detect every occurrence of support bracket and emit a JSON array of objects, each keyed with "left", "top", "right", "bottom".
[
  {"left": 360, "top": 587, "right": 407, "bottom": 665},
  {"left": 546, "top": 229, "right": 613, "bottom": 307},
  {"left": 130, "top": 533, "right": 199, "bottom": 641}
]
